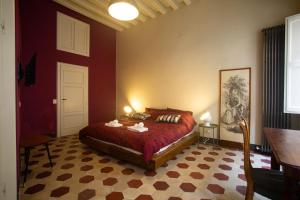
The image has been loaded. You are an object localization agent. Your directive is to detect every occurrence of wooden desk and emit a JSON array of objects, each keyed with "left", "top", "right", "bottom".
[{"left": 263, "top": 128, "right": 300, "bottom": 200}]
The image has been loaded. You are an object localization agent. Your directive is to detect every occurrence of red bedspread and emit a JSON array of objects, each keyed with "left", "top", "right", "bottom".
[{"left": 79, "top": 113, "right": 196, "bottom": 162}]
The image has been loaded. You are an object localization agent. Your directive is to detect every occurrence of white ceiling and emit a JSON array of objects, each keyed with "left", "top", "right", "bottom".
[{"left": 53, "top": 0, "right": 193, "bottom": 31}]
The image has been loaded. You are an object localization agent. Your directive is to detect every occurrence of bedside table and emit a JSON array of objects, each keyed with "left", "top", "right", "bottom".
[{"left": 198, "top": 123, "right": 219, "bottom": 146}]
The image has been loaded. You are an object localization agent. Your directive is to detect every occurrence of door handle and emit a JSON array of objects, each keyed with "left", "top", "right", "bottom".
[{"left": 61, "top": 98, "right": 67, "bottom": 101}]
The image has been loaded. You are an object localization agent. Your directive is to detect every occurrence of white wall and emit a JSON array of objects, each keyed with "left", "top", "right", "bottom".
[
  {"left": 0, "top": 0, "right": 17, "bottom": 199},
  {"left": 116, "top": 0, "right": 300, "bottom": 144}
]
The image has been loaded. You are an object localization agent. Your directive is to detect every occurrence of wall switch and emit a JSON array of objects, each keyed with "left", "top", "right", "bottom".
[{"left": 53, "top": 99, "right": 57, "bottom": 104}]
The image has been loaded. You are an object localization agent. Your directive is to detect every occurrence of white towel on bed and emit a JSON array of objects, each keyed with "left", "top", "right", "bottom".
[
  {"left": 127, "top": 122, "right": 148, "bottom": 132},
  {"left": 105, "top": 119, "right": 123, "bottom": 127}
]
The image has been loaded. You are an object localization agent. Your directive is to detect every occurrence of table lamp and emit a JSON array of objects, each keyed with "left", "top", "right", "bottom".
[
  {"left": 124, "top": 105, "right": 133, "bottom": 116},
  {"left": 200, "top": 112, "right": 212, "bottom": 126}
]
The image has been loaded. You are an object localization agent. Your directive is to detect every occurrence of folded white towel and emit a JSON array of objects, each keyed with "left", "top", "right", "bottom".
[
  {"left": 105, "top": 119, "right": 123, "bottom": 127},
  {"left": 127, "top": 126, "right": 148, "bottom": 132},
  {"left": 134, "top": 122, "right": 144, "bottom": 128}
]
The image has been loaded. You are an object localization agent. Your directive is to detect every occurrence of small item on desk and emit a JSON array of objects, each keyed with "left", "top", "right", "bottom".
[
  {"left": 128, "top": 122, "right": 148, "bottom": 132},
  {"left": 105, "top": 119, "right": 123, "bottom": 127}
]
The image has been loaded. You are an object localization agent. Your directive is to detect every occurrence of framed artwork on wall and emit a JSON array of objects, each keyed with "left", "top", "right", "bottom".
[{"left": 219, "top": 67, "right": 251, "bottom": 143}]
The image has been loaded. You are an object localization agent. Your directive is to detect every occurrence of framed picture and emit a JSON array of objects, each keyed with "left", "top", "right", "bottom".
[{"left": 219, "top": 67, "right": 251, "bottom": 143}]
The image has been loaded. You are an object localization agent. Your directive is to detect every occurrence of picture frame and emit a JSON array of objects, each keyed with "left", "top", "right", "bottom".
[{"left": 219, "top": 67, "right": 251, "bottom": 143}]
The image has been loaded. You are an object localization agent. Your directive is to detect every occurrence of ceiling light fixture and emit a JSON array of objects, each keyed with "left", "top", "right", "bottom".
[{"left": 108, "top": 0, "right": 139, "bottom": 21}]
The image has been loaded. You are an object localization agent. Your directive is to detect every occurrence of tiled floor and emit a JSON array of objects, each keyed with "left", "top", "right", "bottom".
[{"left": 19, "top": 134, "right": 270, "bottom": 200}]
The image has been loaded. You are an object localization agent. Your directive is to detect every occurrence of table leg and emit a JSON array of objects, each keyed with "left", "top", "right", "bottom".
[
  {"left": 45, "top": 143, "right": 53, "bottom": 167},
  {"left": 271, "top": 151, "right": 280, "bottom": 170},
  {"left": 283, "top": 166, "right": 300, "bottom": 200},
  {"left": 24, "top": 147, "right": 30, "bottom": 184}
]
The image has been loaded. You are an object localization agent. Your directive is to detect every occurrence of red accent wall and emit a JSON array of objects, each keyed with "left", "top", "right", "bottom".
[{"left": 20, "top": 0, "right": 116, "bottom": 137}]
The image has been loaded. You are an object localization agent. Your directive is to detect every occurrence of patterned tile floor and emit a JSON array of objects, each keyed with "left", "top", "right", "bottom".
[{"left": 19, "top": 134, "right": 270, "bottom": 200}]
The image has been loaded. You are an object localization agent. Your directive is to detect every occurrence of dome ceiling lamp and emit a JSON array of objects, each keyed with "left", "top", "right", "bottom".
[{"left": 108, "top": 0, "right": 139, "bottom": 21}]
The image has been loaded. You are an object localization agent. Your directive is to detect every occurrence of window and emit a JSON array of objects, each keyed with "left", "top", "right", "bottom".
[{"left": 284, "top": 13, "right": 300, "bottom": 113}]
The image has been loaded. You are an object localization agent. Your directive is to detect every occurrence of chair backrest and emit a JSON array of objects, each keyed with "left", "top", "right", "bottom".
[{"left": 239, "top": 119, "right": 253, "bottom": 188}]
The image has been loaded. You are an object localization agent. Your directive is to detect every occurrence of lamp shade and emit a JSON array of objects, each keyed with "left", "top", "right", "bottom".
[
  {"left": 108, "top": 0, "right": 139, "bottom": 21},
  {"left": 124, "top": 106, "right": 133, "bottom": 114},
  {"left": 200, "top": 112, "right": 212, "bottom": 126}
]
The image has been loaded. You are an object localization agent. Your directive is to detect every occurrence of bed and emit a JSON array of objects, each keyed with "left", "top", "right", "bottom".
[{"left": 79, "top": 108, "right": 197, "bottom": 170}]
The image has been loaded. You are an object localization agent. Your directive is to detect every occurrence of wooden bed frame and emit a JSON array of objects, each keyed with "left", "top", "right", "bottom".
[{"left": 79, "top": 131, "right": 198, "bottom": 170}]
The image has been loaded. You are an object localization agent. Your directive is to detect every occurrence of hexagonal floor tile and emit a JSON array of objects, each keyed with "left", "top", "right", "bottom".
[
  {"left": 36, "top": 171, "right": 52, "bottom": 179},
  {"left": 135, "top": 194, "right": 154, "bottom": 200},
  {"left": 50, "top": 186, "right": 70, "bottom": 197},
  {"left": 213, "top": 173, "right": 229, "bottom": 181},
  {"left": 144, "top": 170, "right": 157, "bottom": 177},
  {"left": 101, "top": 167, "right": 114, "bottom": 173},
  {"left": 153, "top": 181, "right": 169, "bottom": 191},
  {"left": 24, "top": 184, "right": 45, "bottom": 194},
  {"left": 166, "top": 171, "right": 180, "bottom": 178},
  {"left": 122, "top": 168, "right": 135, "bottom": 175},
  {"left": 218, "top": 164, "right": 232, "bottom": 171},
  {"left": 197, "top": 163, "right": 210, "bottom": 170},
  {"left": 60, "top": 163, "right": 74, "bottom": 169},
  {"left": 56, "top": 173, "right": 72, "bottom": 181},
  {"left": 79, "top": 175, "right": 94, "bottom": 184},
  {"left": 225, "top": 152, "right": 236, "bottom": 156},
  {"left": 180, "top": 183, "right": 196, "bottom": 192},
  {"left": 81, "top": 157, "right": 93, "bottom": 162},
  {"left": 191, "top": 151, "right": 201, "bottom": 155},
  {"left": 185, "top": 156, "right": 196, "bottom": 161},
  {"left": 80, "top": 165, "right": 93, "bottom": 171},
  {"left": 78, "top": 189, "right": 96, "bottom": 200},
  {"left": 222, "top": 157, "right": 234, "bottom": 163},
  {"left": 82, "top": 150, "right": 93, "bottom": 155},
  {"left": 177, "top": 163, "right": 189, "bottom": 169},
  {"left": 204, "top": 157, "right": 215, "bottom": 162},
  {"left": 190, "top": 172, "right": 204, "bottom": 179},
  {"left": 207, "top": 184, "right": 225, "bottom": 194},
  {"left": 208, "top": 152, "right": 219, "bottom": 156},
  {"left": 99, "top": 158, "right": 111, "bottom": 163},
  {"left": 103, "top": 177, "right": 118, "bottom": 186},
  {"left": 238, "top": 174, "right": 246, "bottom": 181},
  {"left": 168, "top": 197, "right": 182, "bottom": 200},
  {"left": 127, "top": 179, "right": 143, "bottom": 188},
  {"left": 64, "top": 156, "right": 76, "bottom": 161},
  {"left": 106, "top": 192, "right": 124, "bottom": 200},
  {"left": 236, "top": 185, "right": 246, "bottom": 195}
]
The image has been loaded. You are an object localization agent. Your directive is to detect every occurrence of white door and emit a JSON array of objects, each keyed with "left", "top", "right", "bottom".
[{"left": 57, "top": 62, "right": 88, "bottom": 137}]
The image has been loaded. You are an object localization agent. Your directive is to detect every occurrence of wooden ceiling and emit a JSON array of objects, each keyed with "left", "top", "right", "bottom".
[{"left": 53, "top": 0, "right": 193, "bottom": 31}]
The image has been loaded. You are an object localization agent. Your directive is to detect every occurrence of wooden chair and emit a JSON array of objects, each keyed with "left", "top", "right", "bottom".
[{"left": 239, "top": 119, "right": 285, "bottom": 200}]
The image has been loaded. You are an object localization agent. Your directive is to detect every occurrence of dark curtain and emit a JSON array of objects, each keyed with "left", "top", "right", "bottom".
[{"left": 261, "top": 25, "right": 291, "bottom": 151}]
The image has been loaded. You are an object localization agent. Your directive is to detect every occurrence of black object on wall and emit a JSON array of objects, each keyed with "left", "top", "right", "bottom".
[
  {"left": 262, "top": 25, "right": 291, "bottom": 152},
  {"left": 25, "top": 54, "right": 36, "bottom": 86},
  {"left": 18, "top": 62, "right": 24, "bottom": 81}
]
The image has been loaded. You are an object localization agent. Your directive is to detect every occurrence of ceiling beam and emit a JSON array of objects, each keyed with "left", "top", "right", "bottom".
[
  {"left": 165, "top": 0, "right": 179, "bottom": 10},
  {"left": 53, "top": 0, "right": 124, "bottom": 31},
  {"left": 69, "top": 0, "right": 131, "bottom": 29},
  {"left": 144, "top": 0, "right": 167, "bottom": 14},
  {"left": 136, "top": 0, "right": 156, "bottom": 18},
  {"left": 183, "top": 0, "right": 192, "bottom": 6}
]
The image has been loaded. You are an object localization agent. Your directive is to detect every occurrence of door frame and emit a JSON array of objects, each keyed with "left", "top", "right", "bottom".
[
  {"left": 0, "top": 0, "right": 17, "bottom": 199},
  {"left": 56, "top": 62, "right": 89, "bottom": 137}
]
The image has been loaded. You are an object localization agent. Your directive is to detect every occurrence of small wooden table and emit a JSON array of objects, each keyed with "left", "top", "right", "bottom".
[
  {"left": 263, "top": 128, "right": 300, "bottom": 199},
  {"left": 20, "top": 135, "right": 54, "bottom": 184}
]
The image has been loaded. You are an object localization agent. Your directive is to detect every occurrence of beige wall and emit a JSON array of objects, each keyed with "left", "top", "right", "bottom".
[{"left": 116, "top": 0, "right": 300, "bottom": 144}]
